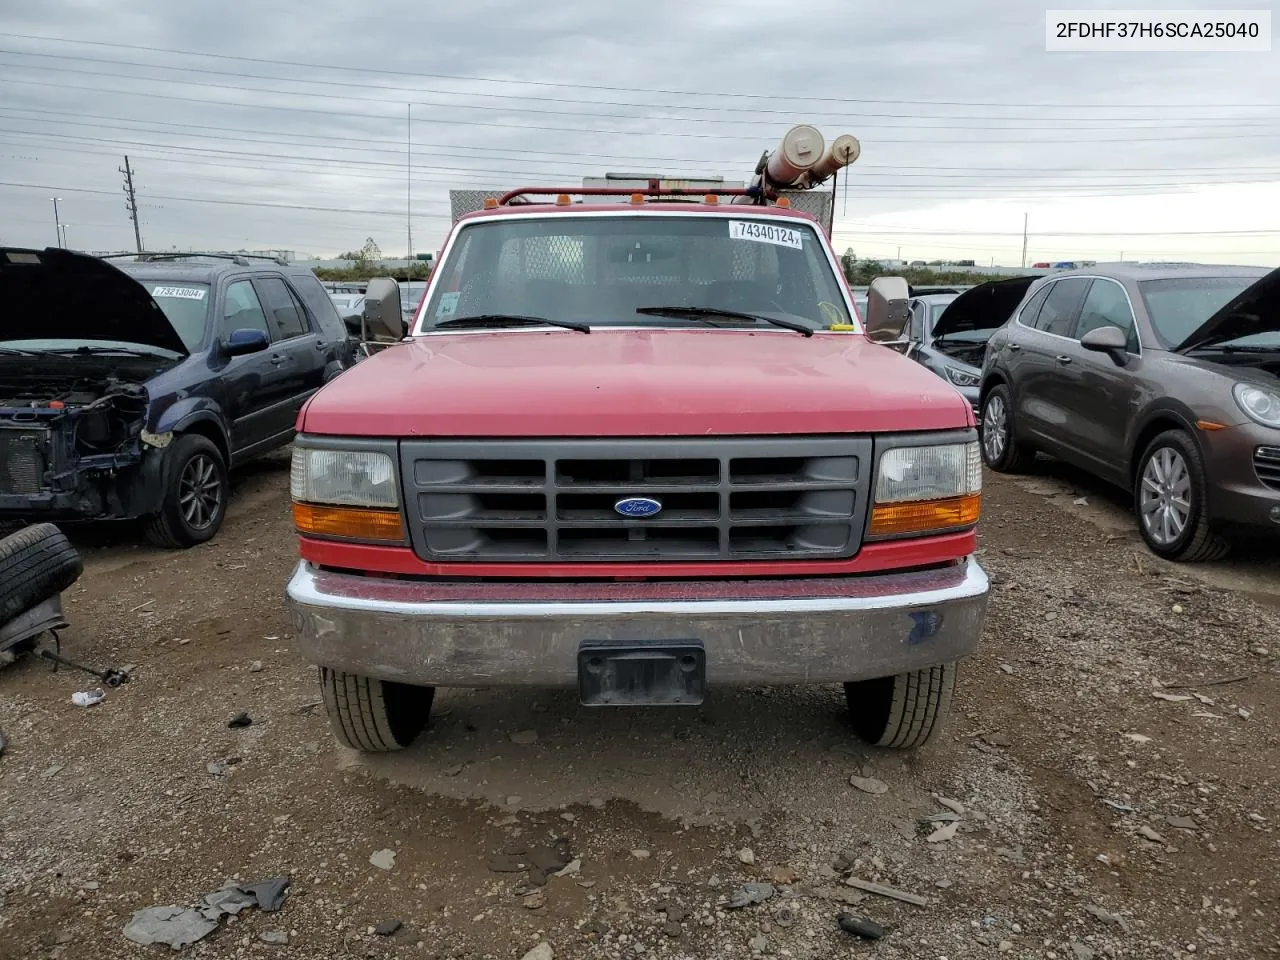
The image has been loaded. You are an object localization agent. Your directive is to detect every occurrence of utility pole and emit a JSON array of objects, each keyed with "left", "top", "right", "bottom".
[
  {"left": 1020, "top": 212, "right": 1029, "bottom": 268},
  {"left": 406, "top": 103, "right": 413, "bottom": 262},
  {"left": 49, "top": 197, "right": 62, "bottom": 247},
  {"left": 60, "top": 224, "right": 69, "bottom": 248},
  {"left": 120, "top": 155, "right": 143, "bottom": 253}
]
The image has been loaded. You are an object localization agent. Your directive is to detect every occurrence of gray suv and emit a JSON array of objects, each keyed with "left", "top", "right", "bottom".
[{"left": 979, "top": 263, "right": 1280, "bottom": 561}]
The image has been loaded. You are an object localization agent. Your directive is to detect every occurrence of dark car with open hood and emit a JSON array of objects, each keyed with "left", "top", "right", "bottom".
[
  {"left": 0, "top": 248, "right": 355, "bottom": 546},
  {"left": 901, "top": 277, "right": 1036, "bottom": 412},
  {"left": 978, "top": 262, "right": 1280, "bottom": 561}
]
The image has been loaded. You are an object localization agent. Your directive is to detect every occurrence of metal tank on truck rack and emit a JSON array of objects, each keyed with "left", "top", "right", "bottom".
[{"left": 285, "top": 126, "right": 989, "bottom": 755}]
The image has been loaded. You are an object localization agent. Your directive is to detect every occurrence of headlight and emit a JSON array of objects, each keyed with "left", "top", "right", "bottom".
[
  {"left": 870, "top": 441, "right": 982, "bottom": 537},
  {"left": 943, "top": 365, "right": 980, "bottom": 388},
  {"left": 290, "top": 448, "right": 403, "bottom": 542},
  {"left": 291, "top": 448, "right": 398, "bottom": 507},
  {"left": 1234, "top": 383, "right": 1280, "bottom": 428}
]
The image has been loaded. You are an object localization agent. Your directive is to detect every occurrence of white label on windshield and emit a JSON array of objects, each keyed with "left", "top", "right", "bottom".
[
  {"left": 729, "top": 220, "right": 803, "bottom": 249},
  {"left": 151, "top": 286, "right": 206, "bottom": 300}
]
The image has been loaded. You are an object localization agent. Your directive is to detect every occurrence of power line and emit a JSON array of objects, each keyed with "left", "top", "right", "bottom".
[
  {"left": 12, "top": 133, "right": 1279, "bottom": 203},
  {"left": 8, "top": 104, "right": 1280, "bottom": 176},
  {"left": 10, "top": 75, "right": 1280, "bottom": 145},
  {"left": 10, "top": 114, "right": 1280, "bottom": 186},
  {"left": 6, "top": 52, "right": 1280, "bottom": 129},
  {"left": 5, "top": 32, "right": 1280, "bottom": 109}
]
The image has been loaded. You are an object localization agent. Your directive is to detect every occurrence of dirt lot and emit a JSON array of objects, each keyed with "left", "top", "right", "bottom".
[{"left": 1, "top": 451, "right": 1277, "bottom": 960}]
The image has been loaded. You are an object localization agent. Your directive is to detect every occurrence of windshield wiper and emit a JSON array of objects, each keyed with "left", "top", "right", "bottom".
[
  {"left": 42, "top": 346, "right": 172, "bottom": 358},
  {"left": 0, "top": 346, "right": 43, "bottom": 357},
  {"left": 635, "top": 305, "right": 813, "bottom": 337},
  {"left": 434, "top": 314, "right": 590, "bottom": 333}
]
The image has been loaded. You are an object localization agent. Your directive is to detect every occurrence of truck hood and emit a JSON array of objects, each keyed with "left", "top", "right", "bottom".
[
  {"left": 300, "top": 329, "right": 973, "bottom": 437},
  {"left": 0, "top": 247, "right": 190, "bottom": 356},
  {"left": 1175, "top": 265, "right": 1280, "bottom": 353},
  {"left": 932, "top": 276, "right": 1037, "bottom": 340}
]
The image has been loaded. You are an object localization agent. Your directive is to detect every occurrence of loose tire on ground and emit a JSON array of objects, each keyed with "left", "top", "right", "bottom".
[
  {"left": 1134, "top": 429, "right": 1230, "bottom": 563},
  {"left": 319, "top": 667, "right": 434, "bottom": 752},
  {"left": 145, "top": 434, "right": 229, "bottom": 549},
  {"left": 980, "top": 385, "right": 1036, "bottom": 473},
  {"left": 0, "top": 523, "right": 83, "bottom": 625},
  {"left": 845, "top": 663, "right": 956, "bottom": 749}
]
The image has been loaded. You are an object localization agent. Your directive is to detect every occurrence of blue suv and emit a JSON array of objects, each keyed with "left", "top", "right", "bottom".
[{"left": 0, "top": 249, "right": 356, "bottom": 546}]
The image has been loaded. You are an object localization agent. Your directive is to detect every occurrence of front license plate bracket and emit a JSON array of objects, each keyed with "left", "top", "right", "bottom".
[{"left": 577, "top": 639, "right": 705, "bottom": 706}]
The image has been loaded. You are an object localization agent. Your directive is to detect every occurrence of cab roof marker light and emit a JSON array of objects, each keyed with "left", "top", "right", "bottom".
[{"left": 483, "top": 197, "right": 499, "bottom": 209}]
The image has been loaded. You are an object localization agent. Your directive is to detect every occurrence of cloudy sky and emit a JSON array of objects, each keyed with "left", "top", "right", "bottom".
[{"left": 2, "top": 0, "right": 1278, "bottom": 264}]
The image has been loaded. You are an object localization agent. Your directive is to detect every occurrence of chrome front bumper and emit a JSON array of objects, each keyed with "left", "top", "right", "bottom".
[{"left": 285, "top": 558, "right": 989, "bottom": 687}]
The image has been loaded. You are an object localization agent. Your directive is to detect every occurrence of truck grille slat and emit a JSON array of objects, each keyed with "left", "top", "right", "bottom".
[
  {"left": 401, "top": 438, "right": 872, "bottom": 563},
  {"left": 1255, "top": 446, "right": 1280, "bottom": 492}
]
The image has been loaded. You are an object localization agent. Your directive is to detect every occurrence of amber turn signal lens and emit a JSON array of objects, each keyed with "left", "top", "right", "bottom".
[
  {"left": 293, "top": 502, "right": 404, "bottom": 542},
  {"left": 869, "top": 493, "right": 981, "bottom": 537}
]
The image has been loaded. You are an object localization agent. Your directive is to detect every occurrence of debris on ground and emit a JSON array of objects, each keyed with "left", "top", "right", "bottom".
[
  {"left": 369, "top": 848, "right": 397, "bottom": 871},
  {"left": 121, "top": 876, "right": 290, "bottom": 948},
  {"left": 122, "top": 906, "right": 218, "bottom": 948},
  {"left": 237, "top": 876, "right": 290, "bottom": 912},
  {"left": 373, "top": 919, "right": 402, "bottom": 936},
  {"left": 510, "top": 729, "right": 538, "bottom": 744},
  {"left": 737, "top": 847, "right": 755, "bottom": 864},
  {"left": 519, "top": 943, "right": 554, "bottom": 960},
  {"left": 0, "top": 725, "right": 6, "bottom": 757},
  {"left": 837, "top": 913, "right": 887, "bottom": 940},
  {"left": 848, "top": 774, "right": 889, "bottom": 794},
  {"left": 227, "top": 712, "right": 252, "bottom": 728},
  {"left": 259, "top": 930, "right": 289, "bottom": 945},
  {"left": 71, "top": 689, "right": 104, "bottom": 707},
  {"left": 724, "top": 882, "right": 775, "bottom": 908},
  {"left": 926, "top": 821, "right": 959, "bottom": 843},
  {"left": 843, "top": 878, "right": 928, "bottom": 907}
]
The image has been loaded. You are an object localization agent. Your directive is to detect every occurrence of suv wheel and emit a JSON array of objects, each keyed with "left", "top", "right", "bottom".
[
  {"left": 845, "top": 664, "right": 955, "bottom": 749},
  {"left": 145, "top": 435, "right": 228, "bottom": 548},
  {"left": 319, "top": 668, "right": 434, "bottom": 752},
  {"left": 980, "top": 385, "right": 1036, "bottom": 472},
  {"left": 1135, "top": 430, "right": 1230, "bottom": 562}
]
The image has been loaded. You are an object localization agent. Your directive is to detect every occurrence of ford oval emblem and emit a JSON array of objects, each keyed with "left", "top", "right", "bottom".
[{"left": 614, "top": 496, "right": 663, "bottom": 518}]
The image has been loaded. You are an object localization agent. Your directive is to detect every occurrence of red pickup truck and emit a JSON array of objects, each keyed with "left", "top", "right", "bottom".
[{"left": 285, "top": 188, "right": 988, "bottom": 753}]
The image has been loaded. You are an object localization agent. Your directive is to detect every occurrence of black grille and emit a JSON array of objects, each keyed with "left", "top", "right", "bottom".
[
  {"left": 0, "top": 427, "right": 48, "bottom": 495},
  {"left": 400, "top": 438, "right": 873, "bottom": 562},
  {"left": 1256, "top": 446, "right": 1280, "bottom": 492}
]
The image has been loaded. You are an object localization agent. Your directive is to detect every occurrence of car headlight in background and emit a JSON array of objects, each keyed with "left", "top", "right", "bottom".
[
  {"left": 1234, "top": 383, "right": 1280, "bottom": 428},
  {"left": 869, "top": 441, "right": 982, "bottom": 537},
  {"left": 290, "top": 447, "right": 404, "bottom": 542},
  {"left": 943, "top": 365, "right": 980, "bottom": 388}
]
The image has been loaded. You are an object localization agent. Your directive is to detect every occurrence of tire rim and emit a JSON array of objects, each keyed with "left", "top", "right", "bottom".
[
  {"left": 179, "top": 454, "right": 222, "bottom": 531},
  {"left": 982, "top": 394, "right": 1007, "bottom": 462},
  {"left": 1139, "top": 447, "right": 1191, "bottom": 546}
]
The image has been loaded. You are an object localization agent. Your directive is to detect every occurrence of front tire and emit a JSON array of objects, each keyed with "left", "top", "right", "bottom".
[
  {"left": 980, "top": 385, "right": 1036, "bottom": 473},
  {"left": 319, "top": 668, "right": 434, "bottom": 752},
  {"left": 145, "top": 435, "right": 228, "bottom": 548},
  {"left": 1135, "top": 430, "right": 1229, "bottom": 562},
  {"left": 845, "top": 664, "right": 956, "bottom": 749}
]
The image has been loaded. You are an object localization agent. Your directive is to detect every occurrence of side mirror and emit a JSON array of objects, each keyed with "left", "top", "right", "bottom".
[
  {"left": 225, "top": 328, "right": 269, "bottom": 356},
  {"left": 864, "top": 276, "right": 911, "bottom": 343},
  {"left": 362, "top": 277, "right": 406, "bottom": 341},
  {"left": 1080, "top": 325, "right": 1128, "bottom": 363}
]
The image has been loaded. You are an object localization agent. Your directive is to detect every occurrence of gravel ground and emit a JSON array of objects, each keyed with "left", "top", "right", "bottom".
[{"left": 1, "top": 451, "right": 1277, "bottom": 960}]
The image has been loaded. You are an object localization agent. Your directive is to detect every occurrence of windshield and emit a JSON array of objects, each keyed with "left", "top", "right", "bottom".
[
  {"left": 137, "top": 282, "right": 210, "bottom": 350},
  {"left": 419, "top": 215, "right": 852, "bottom": 333},
  {"left": 1138, "top": 276, "right": 1260, "bottom": 348}
]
